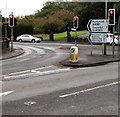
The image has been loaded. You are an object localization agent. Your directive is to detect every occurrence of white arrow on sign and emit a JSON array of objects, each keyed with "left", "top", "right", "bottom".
[
  {"left": 87, "top": 19, "right": 108, "bottom": 32},
  {"left": 88, "top": 33, "right": 107, "bottom": 43}
]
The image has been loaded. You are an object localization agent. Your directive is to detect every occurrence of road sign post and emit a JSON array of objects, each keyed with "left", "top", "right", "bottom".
[{"left": 87, "top": 19, "right": 108, "bottom": 55}]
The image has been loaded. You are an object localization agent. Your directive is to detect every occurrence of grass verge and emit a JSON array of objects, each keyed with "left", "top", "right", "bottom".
[{"left": 33, "top": 30, "right": 87, "bottom": 41}]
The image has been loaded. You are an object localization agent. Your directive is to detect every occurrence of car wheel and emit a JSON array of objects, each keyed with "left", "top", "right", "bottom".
[
  {"left": 18, "top": 39, "right": 22, "bottom": 42},
  {"left": 111, "top": 42, "right": 116, "bottom": 46},
  {"left": 32, "top": 39, "right": 36, "bottom": 43}
]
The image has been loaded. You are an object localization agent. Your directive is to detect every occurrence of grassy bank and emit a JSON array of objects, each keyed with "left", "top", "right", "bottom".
[{"left": 33, "top": 30, "right": 87, "bottom": 41}]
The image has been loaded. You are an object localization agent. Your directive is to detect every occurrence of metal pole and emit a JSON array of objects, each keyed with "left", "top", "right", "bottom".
[
  {"left": 118, "top": 16, "right": 120, "bottom": 59},
  {"left": 10, "top": 12, "right": 14, "bottom": 51},
  {"left": 103, "top": 0, "right": 107, "bottom": 55},
  {"left": 5, "top": 0, "right": 7, "bottom": 39},
  {"left": 10, "top": 27, "right": 13, "bottom": 51},
  {"left": 91, "top": 42, "right": 93, "bottom": 55},
  {"left": 112, "top": 5, "right": 116, "bottom": 58},
  {"left": 112, "top": 25, "right": 115, "bottom": 58},
  {"left": 75, "top": 31, "right": 77, "bottom": 46}
]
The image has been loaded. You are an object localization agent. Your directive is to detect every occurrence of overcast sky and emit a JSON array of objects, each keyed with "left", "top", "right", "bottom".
[{"left": 0, "top": 0, "right": 50, "bottom": 17}]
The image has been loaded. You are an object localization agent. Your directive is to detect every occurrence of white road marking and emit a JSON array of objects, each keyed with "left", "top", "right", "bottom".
[
  {"left": 3, "top": 68, "right": 71, "bottom": 80},
  {"left": 0, "top": 90, "right": 14, "bottom": 96},
  {"left": 59, "top": 81, "right": 120, "bottom": 98},
  {"left": 0, "top": 65, "right": 54, "bottom": 78}
]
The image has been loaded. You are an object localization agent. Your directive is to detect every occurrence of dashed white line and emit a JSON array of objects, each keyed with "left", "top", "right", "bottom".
[{"left": 59, "top": 81, "right": 120, "bottom": 98}]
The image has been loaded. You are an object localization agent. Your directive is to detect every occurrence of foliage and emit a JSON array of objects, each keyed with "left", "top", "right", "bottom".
[
  {"left": 33, "top": 9, "right": 75, "bottom": 40},
  {"left": 2, "top": 1, "right": 120, "bottom": 40},
  {"left": 14, "top": 16, "right": 34, "bottom": 38}
]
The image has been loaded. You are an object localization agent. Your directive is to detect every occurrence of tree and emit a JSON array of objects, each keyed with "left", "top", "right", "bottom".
[
  {"left": 14, "top": 16, "right": 34, "bottom": 39},
  {"left": 34, "top": 9, "right": 75, "bottom": 41}
]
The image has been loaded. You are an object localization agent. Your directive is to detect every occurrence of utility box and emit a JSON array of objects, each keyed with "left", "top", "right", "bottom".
[{"left": 70, "top": 46, "right": 78, "bottom": 62}]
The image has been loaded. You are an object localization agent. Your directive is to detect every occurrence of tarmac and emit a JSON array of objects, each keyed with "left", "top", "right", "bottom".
[{"left": 1, "top": 42, "right": 120, "bottom": 67}]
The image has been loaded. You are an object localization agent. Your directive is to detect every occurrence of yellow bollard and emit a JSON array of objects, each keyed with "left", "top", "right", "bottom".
[{"left": 70, "top": 46, "right": 78, "bottom": 62}]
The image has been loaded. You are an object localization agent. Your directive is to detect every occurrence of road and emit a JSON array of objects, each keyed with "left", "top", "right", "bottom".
[
  {"left": 1, "top": 42, "right": 119, "bottom": 115},
  {"left": 2, "top": 42, "right": 70, "bottom": 75}
]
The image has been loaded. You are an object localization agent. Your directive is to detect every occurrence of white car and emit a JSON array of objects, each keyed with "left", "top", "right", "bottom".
[
  {"left": 106, "top": 33, "right": 113, "bottom": 43},
  {"left": 110, "top": 35, "right": 119, "bottom": 46},
  {"left": 16, "top": 34, "right": 42, "bottom": 43}
]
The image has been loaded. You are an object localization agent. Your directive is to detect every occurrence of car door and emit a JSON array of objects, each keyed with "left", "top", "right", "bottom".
[{"left": 22, "top": 35, "right": 30, "bottom": 41}]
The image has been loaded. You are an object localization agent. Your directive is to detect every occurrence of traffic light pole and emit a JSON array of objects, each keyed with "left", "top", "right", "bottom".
[
  {"left": 102, "top": 0, "right": 107, "bottom": 55},
  {"left": 10, "top": 27, "right": 13, "bottom": 51},
  {"left": 118, "top": 16, "right": 120, "bottom": 59},
  {"left": 112, "top": 25, "right": 115, "bottom": 58},
  {"left": 75, "top": 31, "right": 77, "bottom": 46},
  {"left": 9, "top": 12, "right": 14, "bottom": 51}
]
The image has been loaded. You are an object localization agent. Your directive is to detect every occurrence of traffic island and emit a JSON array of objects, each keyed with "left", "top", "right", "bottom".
[{"left": 61, "top": 58, "right": 120, "bottom": 68}]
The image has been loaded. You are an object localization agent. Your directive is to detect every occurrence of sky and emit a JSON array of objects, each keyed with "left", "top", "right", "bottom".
[
  {"left": 1, "top": 0, "right": 118, "bottom": 17},
  {"left": 0, "top": 0, "right": 51, "bottom": 17}
]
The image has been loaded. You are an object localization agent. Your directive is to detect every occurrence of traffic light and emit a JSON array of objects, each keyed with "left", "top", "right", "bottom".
[
  {"left": 108, "top": 9, "right": 115, "bottom": 25},
  {"left": 9, "top": 14, "right": 14, "bottom": 27},
  {"left": 73, "top": 16, "right": 79, "bottom": 29}
]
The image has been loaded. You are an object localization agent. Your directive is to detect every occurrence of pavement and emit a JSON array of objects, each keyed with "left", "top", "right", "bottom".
[
  {"left": 1, "top": 43, "right": 120, "bottom": 67},
  {"left": 1, "top": 47, "right": 25, "bottom": 60}
]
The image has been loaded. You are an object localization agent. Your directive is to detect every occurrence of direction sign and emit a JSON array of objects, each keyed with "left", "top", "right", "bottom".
[
  {"left": 87, "top": 19, "right": 108, "bottom": 32},
  {"left": 88, "top": 33, "right": 107, "bottom": 43}
]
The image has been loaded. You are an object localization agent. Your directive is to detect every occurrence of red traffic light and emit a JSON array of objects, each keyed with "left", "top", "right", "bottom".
[
  {"left": 108, "top": 9, "right": 115, "bottom": 25},
  {"left": 9, "top": 14, "right": 14, "bottom": 27},
  {"left": 9, "top": 15, "right": 14, "bottom": 19},
  {"left": 73, "top": 16, "right": 79, "bottom": 28},
  {"left": 108, "top": 10, "right": 114, "bottom": 14},
  {"left": 74, "top": 18, "right": 77, "bottom": 20}
]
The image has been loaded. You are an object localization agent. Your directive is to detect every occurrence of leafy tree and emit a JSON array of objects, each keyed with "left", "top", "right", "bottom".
[
  {"left": 35, "top": 2, "right": 62, "bottom": 17},
  {"left": 14, "top": 16, "right": 34, "bottom": 39},
  {"left": 34, "top": 9, "right": 75, "bottom": 41}
]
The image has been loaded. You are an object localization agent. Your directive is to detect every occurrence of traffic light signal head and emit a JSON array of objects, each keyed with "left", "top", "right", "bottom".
[
  {"left": 73, "top": 16, "right": 79, "bottom": 29},
  {"left": 14, "top": 18, "right": 17, "bottom": 26},
  {"left": 9, "top": 14, "right": 14, "bottom": 27},
  {"left": 108, "top": 9, "right": 115, "bottom": 25}
]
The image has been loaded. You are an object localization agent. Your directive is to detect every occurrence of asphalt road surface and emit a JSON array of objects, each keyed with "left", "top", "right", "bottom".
[
  {"left": 1, "top": 42, "right": 119, "bottom": 116},
  {"left": 2, "top": 59, "right": 119, "bottom": 115},
  {"left": 2, "top": 42, "right": 70, "bottom": 75}
]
